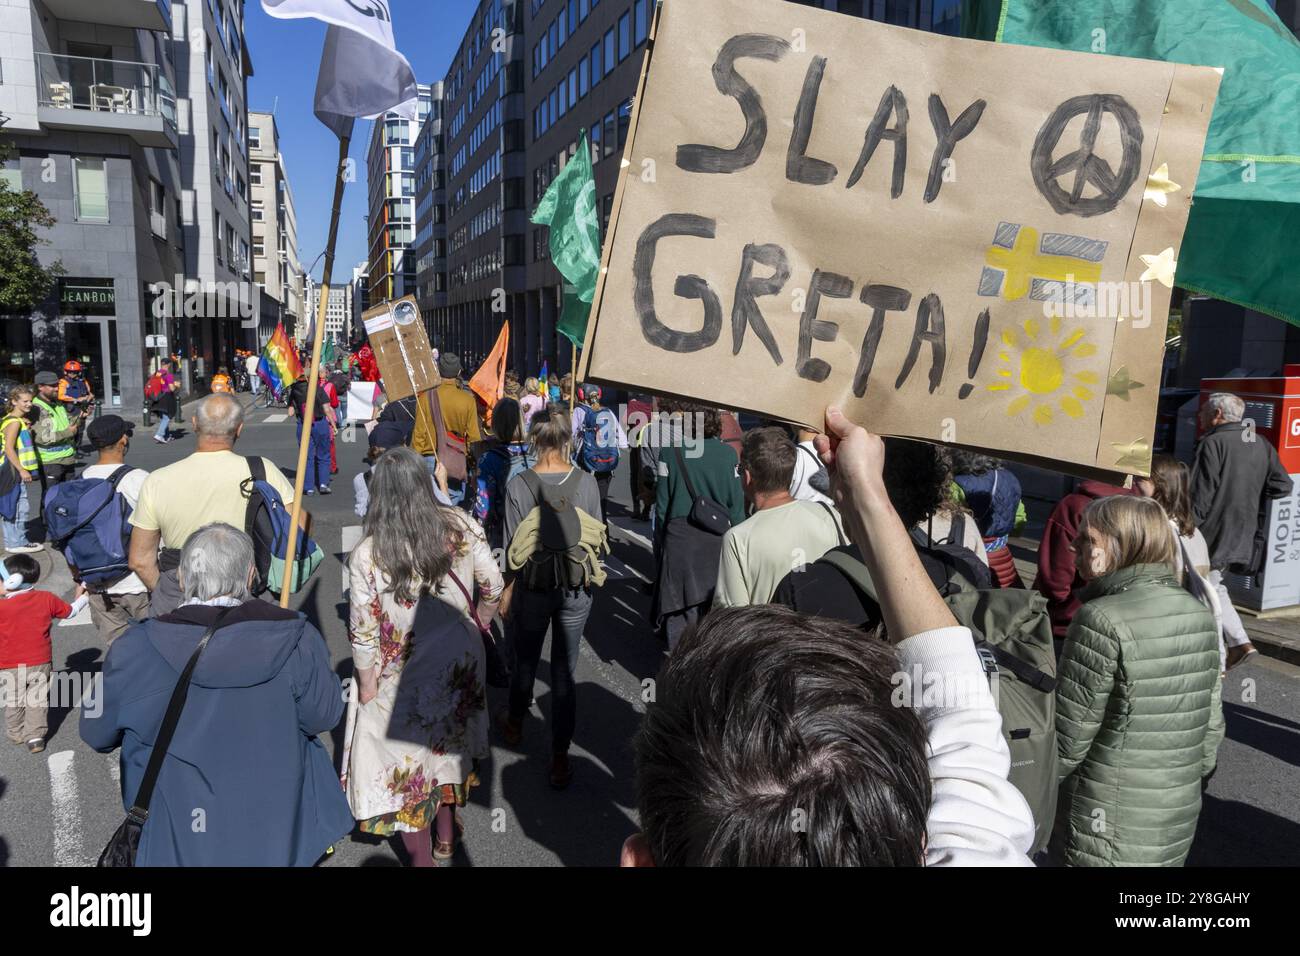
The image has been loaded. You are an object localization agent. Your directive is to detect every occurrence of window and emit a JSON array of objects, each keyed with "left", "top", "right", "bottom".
[
  {"left": 591, "top": 41, "right": 602, "bottom": 87},
  {"left": 579, "top": 55, "right": 589, "bottom": 97},
  {"left": 149, "top": 178, "right": 166, "bottom": 237},
  {"left": 248, "top": 126, "right": 261, "bottom": 150},
  {"left": 252, "top": 200, "right": 264, "bottom": 222},
  {"left": 604, "top": 29, "right": 615, "bottom": 72},
  {"left": 619, "top": 12, "right": 631, "bottom": 61},
  {"left": 253, "top": 237, "right": 265, "bottom": 257},
  {"left": 618, "top": 98, "right": 632, "bottom": 147},
  {"left": 250, "top": 165, "right": 262, "bottom": 187},
  {"left": 568, "top": 68, "right": 577, "bottom": 105},
  {"left": 635, "top": 0, "right": 649, "bottom": 45},
  {"left": 590, "top": 120, "right": 602, "bottom": 160},
  {"left": 0, "top": 168, "right": 22, "bottom": 191},
  {"left": 73, "top": 157, "right": 109, "bottom": 222},
  {"left": 558, "top": 7, "right": 567, "bottom": 47},
  {"left": 549, "top": 21, "right": 558, "bottom": 56},
  {"left": 579, "top": 0, "right": 589, "bottom": 22},
  {"left": 603, "top": 111, "right": 616, "bottom": 157}
]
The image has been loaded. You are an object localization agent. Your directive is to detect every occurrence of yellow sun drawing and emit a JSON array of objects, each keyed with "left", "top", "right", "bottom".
[{"left": 987, "top": 317, "right": 1100, "bottom": 425}]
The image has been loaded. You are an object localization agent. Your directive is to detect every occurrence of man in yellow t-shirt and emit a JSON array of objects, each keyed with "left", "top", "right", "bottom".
[
  {"left": 411, "top": 352, "right": 482, "bottom": 507},
  {"left": 128, "top": 393, "right": 299, "bottom": 616}
]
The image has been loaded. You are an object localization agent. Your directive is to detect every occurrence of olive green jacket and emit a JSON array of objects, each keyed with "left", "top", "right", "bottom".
[{"left": 1051, "top": 563, "right": 1219, "bottom": 867}]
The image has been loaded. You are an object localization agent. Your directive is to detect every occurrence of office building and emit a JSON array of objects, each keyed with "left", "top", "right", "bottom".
[
  {"left": 309, "top": 282, "right": 352, "bottom": 347},
  {"left": 351, "top": 260, "right": 369, "bottom": 342},
  {"left": 0, "top": 0, "right": 182, "bottom": 413},
  {"left": 249, "top": 109, "right": 302, "bottom": 346},
  {"left": 412, "top": 80, "right": 447, "bottom": 321},
  {"left": 365, "top": 83, "right": 433, "bottom": 307}
]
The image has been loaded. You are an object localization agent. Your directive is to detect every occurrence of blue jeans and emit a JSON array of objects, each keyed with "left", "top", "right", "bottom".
[
  {"left": 3, "top": 482, "right": 31, "bottom": 548},
  {"left": 154, "top": 414, "right": 170, "bottom": 440},
  {"left": 298, "top": 419, "right": 332, "bottom": 491}
]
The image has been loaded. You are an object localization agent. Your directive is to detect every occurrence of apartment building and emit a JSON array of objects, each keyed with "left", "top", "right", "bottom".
[
  {"left": 170, "top": 0, "right": 253, "bottom": 392},
  {"left": 249, "top": 109, "right": 301, "bottom": 346},
  {"left": 365, "top": 83, "right": 433, "bottom": 307},
  {"left": 351, "top": 260, "right": 368, "bottom": 343},
  {"left": 0, "top": 0, "right": 183, "bottom": 413}
]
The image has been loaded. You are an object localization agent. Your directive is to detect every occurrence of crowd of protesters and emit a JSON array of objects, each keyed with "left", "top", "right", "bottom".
[{"left": 0, "top": 341, "right": 1286, "bottom": 868}]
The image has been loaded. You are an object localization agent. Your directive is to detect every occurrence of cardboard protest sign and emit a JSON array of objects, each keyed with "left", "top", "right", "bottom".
[
  {"left": 578, "top": 0, "right": 1221, "bottom": 476},
  {"left": 362, "top": 295, "right": 440, "bottom": 402}
]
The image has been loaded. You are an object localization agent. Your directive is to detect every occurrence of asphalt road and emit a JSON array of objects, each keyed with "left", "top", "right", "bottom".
[{"left": 1, "top": 395, "right": 1297, "bottom": 867}]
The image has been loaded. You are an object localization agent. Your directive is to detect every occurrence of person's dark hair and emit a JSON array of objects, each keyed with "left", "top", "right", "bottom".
[
  {"left": 635, "top": 605, "right": 931, "bottom": 866},
  {"left": 740, "top": 427, "right": 797, "bottom": 494},
  {"left": 1150, "top": 453, "right": 1194, "bottom": 538},
  {"left": 949, "top": 450, "right": 998, "bottom": 477},
  {"left": 492, "top": 397, "right": 523, "bottom": 443},
  {"left": 2, "top": 553, "right": 40, "bottom": 585},
  {"left": 362, "top": 447, "right": 458, "bottom": 603},
  {"left": 665, "top": 400, "right": 721, "bottom": 441},
  {"left": 883, "top": 438, "right": 951, "bottom": 528}
]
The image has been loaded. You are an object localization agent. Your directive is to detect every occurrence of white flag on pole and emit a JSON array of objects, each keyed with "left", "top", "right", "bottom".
[{"left": 259, "top": 0, "right": 418, "bottom": 138}]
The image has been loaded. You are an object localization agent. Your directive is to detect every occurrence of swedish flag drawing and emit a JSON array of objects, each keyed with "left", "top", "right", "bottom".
[{"left": 978, "top": 222, "right": 1108, "bottom": 307}]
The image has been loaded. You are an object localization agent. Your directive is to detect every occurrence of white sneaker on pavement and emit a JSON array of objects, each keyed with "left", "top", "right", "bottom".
[{"left": 4, "top": 543, "right": 43, "bottom": 554}]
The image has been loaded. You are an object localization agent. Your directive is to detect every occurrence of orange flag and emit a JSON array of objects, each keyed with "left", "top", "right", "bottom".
[{"left": 469, "top": 321, "right": 510, "bottom": 413}]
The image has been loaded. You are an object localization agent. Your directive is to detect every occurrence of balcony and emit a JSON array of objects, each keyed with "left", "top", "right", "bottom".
[
  {"left": 42, "top": 0, "right": 170, "bottom": 32},
  {"left": 36, "top": 53, "right": 177, "bottom": 149}
]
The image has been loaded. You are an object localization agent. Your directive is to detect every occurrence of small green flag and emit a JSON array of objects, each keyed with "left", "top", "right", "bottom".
[
  {"left": 532, "top": 132, "right": 601, "bottom": 349},
  {"left": 321, "top": 336, "right": 337, "bottom": 366}
]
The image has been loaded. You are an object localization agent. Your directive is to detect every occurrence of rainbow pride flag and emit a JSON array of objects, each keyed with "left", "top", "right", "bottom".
[{"left": 258, "top": 321, "right": 302, "bottom": 394}]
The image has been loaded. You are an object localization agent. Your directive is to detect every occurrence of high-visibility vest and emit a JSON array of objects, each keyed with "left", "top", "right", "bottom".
[
  {"left": 31, "top": 397, "right": 75, "bottom": 464},
  {"left": 1, "top": 415, "right": 39, "bottom": 472}
]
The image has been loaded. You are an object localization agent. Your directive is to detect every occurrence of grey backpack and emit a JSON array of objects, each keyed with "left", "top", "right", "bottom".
[{"left": 818, "top": 550, "right": 1059, "bottom": 855}]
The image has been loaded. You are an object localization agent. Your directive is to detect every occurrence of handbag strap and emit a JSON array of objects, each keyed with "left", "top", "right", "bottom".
[
  {"left": 817, "top": 501, "right": 847, "bottom": 547},
  {"left": 673, "top": 445, "right": 701, "bottom": 501},
  {"left": 128, "top": 607, "right": 235, "bottom": 821},
  {"left": 447, "top": 570, "right": 488, "bottom": 634}
]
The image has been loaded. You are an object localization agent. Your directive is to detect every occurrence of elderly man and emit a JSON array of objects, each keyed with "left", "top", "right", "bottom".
[
  {"left": 83, "top": 523, "right": 353, "bottom": 866},
  {"left": 1191, "top": 392, "right": 1294, "bottom": 668},
  {"left": 128, "top": 393, "right": 300, "bottom": 616}
]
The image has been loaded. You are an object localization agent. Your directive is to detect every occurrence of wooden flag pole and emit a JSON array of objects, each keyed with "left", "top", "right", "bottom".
[{"left": 280, "top": 133, "right": 350, "bottom": 608}]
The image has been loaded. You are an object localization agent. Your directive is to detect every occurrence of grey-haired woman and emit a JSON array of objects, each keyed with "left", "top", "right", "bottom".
[{"left": 344, "top": 447, "right": 503, "bottom": 865}]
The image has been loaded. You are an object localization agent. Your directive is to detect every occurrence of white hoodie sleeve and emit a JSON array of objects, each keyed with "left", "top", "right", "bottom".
[{"left": 896, "top": 626, "right": 1036, "bottom": 867}]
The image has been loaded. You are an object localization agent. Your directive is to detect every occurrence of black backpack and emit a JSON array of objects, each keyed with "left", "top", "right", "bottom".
[
  {"left": 910, "top": 513, "right": 992, "bottom": 594},
  {"left": 517, "top": 469, "right": 591, "bottom": 590}
]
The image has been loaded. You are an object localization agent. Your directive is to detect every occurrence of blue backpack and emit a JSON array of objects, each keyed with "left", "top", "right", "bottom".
[
  {"left": 577, "top": 405, "right": 620, "bottom": 474},
  {"left": 44, "top": 466, "right": 135, "bottom": 589},
  {"left": 242, "top": 457, "right": 322, "bottom": 596}
]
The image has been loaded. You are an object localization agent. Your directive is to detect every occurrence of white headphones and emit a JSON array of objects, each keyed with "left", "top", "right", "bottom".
[{"left": 2, "top": 571, "right": 28, "bottom": 591}]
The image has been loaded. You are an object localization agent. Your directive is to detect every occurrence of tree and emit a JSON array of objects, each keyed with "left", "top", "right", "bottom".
[{"left": 0, "top": 114, "right": 64, "bottom": 313}]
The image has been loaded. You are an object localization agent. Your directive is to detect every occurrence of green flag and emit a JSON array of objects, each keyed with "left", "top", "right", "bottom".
[
  {"left": 321, "top": 336, "right": 337, "bottom": 366},
  {"left": 966, "top": 0, "right": 1300, "bottom": 327},
  {"left": 532, "top": 132, "right": 601, "bottom": 349}
]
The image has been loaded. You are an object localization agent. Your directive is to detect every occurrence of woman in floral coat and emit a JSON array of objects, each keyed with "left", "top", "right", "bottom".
[{"left": 344, "top": 447, "right": 503, "bottom": 865}]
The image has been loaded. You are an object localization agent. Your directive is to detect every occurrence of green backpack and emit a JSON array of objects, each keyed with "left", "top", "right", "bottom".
[{"left": 817, "top": 550, "right": 1059, "bottom": 855}]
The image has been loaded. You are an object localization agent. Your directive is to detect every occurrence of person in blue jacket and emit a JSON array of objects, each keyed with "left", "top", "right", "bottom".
[{"left": 81, "top": 522, "right": 353, "bottom": 866}]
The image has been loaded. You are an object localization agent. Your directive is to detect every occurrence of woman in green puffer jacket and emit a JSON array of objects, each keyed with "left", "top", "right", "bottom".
[{"left": 1051, "top": 495, "right": 1219, "bottom": 867}]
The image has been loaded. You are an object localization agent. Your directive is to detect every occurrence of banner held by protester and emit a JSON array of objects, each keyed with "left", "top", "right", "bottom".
[{"left": 578, "top": 0, "right": 1221, "bottom": 476}]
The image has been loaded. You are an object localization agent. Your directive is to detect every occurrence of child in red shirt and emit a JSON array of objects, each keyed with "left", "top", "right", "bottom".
[{"left": 1, "top": 554, "right": 85, "bottom": 753}]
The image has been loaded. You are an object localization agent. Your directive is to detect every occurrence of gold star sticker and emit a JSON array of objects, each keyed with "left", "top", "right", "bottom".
[
  {"left": 1139, "top": 247, "right": 1178, "bottom": 288},
  {"left": 1144, "top": 163, "right": 1182, "bottom": 208},
  {"left": 1112, "top": 437, "right": 1152, "bottom": 472},
  {"left": 1106, "top": 366, "right": 1146, "bottom": 402}
]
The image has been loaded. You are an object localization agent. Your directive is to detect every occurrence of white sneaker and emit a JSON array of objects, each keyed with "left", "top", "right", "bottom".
[
  {"left": 153, "top": 435, "right": 168, "bottom": 444},
  {"left": 4, "top": 543, "right": 43, "bottom": 554}
]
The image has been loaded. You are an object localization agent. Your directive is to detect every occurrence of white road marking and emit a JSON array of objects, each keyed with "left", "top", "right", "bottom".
[
  {"left": 605, "top": 555, "right": 651, "bottom": 584},
  {"left": 265, "top": 413, "right": 289, "bottom": 423},
  {"left": 105, "top": 752, "right": 120, "bottom": 788},
  {"left": 611, "top": 595, "right": 642, "bottom": 618},
  {"left": 609, "top": 521, "right": 653, "bottom": 552},
  {"left": 47, "top": 751, "right": 85, "bottom": 867}
]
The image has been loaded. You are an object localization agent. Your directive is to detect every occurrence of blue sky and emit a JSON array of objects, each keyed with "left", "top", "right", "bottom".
[{"left": 245, "top": 0, "right": 480, "bottom": 281}]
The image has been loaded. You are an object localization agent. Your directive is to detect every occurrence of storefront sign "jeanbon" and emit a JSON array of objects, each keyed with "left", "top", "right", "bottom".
[{"left": 61, "top": 284, "right": 115, "bottom": 310}]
